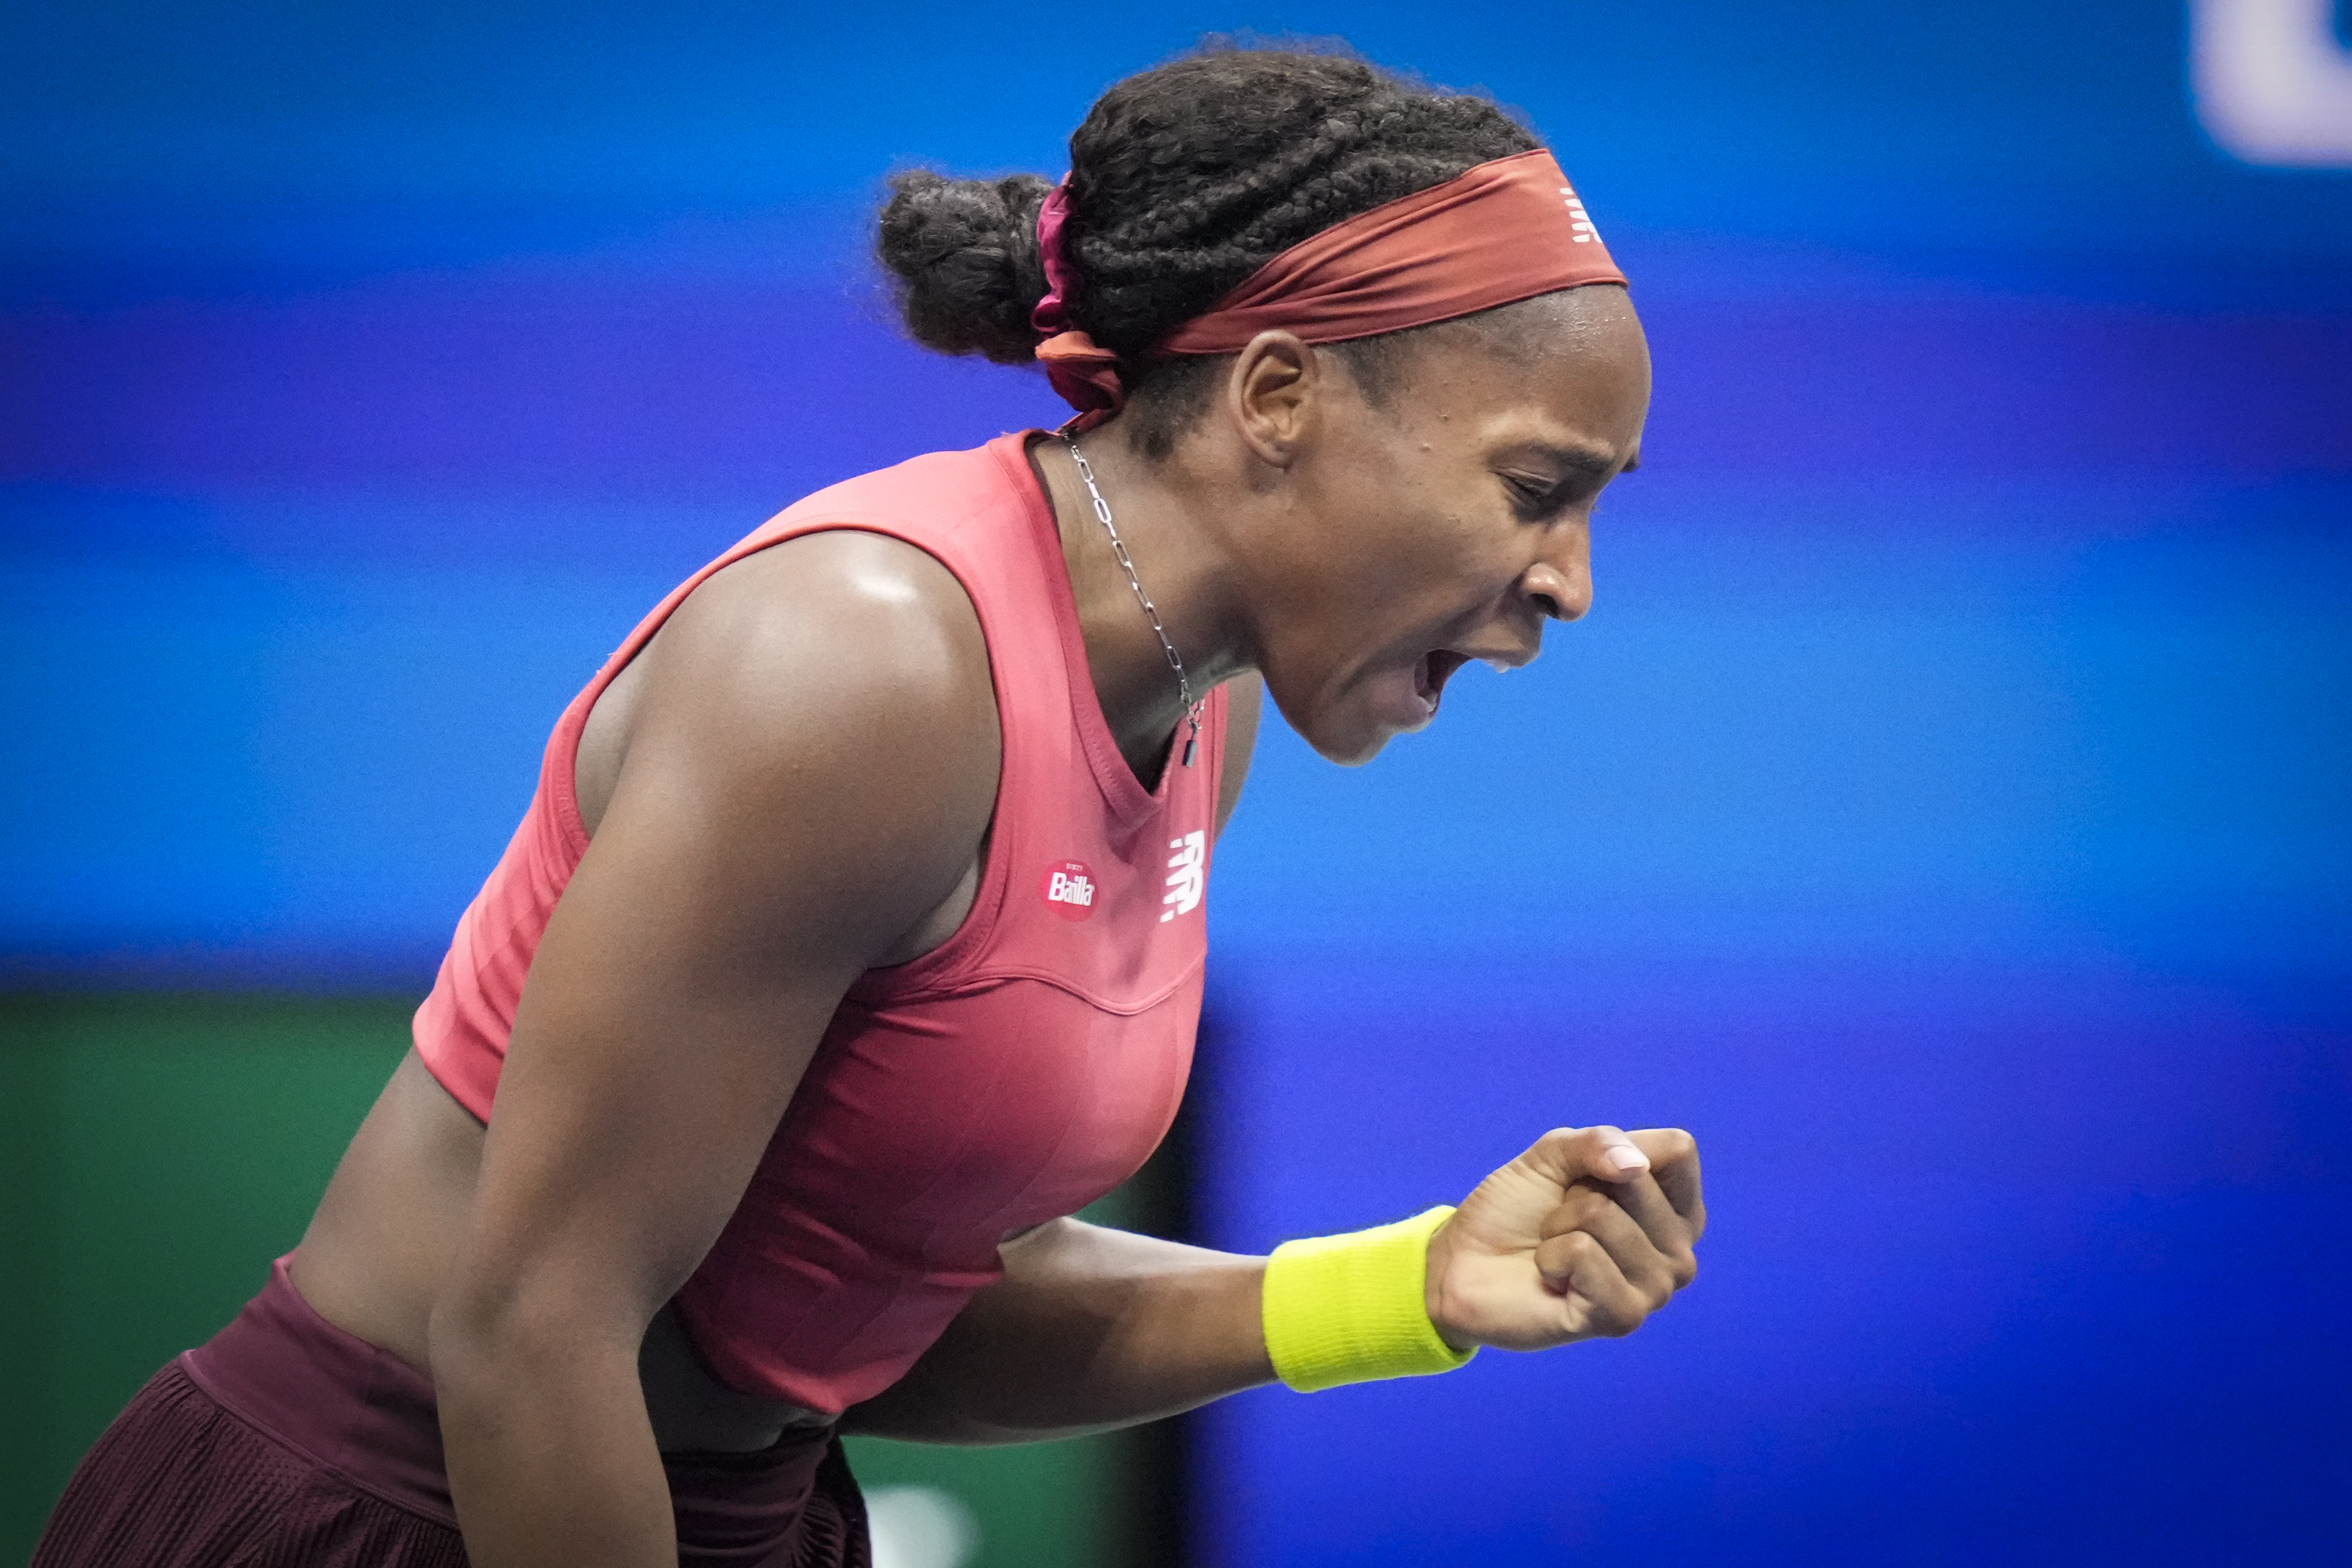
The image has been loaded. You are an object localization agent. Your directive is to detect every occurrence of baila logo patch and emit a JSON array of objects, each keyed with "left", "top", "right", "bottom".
[{"left": 1041, "top": 859, "right": 1097, "bottom": 921}]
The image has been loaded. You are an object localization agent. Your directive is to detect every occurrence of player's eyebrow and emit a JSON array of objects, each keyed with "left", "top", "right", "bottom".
[{"left": 1522, "top": 441, "right": 1635, "bottom": 479}]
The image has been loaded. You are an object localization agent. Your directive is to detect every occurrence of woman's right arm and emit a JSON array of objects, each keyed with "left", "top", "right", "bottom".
[{"left": 426, "top": 534, "right": 1002, "bottom": 1568}]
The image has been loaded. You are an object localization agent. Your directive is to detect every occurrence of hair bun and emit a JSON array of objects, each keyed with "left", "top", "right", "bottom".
[{"left": 876, "top": 170, "right": 1055, "bottom": 366}]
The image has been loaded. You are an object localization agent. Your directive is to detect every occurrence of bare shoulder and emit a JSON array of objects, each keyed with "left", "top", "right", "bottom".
[
  {"left": 642, "top": 528, "right": 993, "bottom": 733},
  {"left": 577, "top": 528, "right": 1001, "bottom": 971}
]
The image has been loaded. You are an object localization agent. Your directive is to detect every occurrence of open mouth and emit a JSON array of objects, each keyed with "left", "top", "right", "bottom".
[{"left": 1414, "top": 649, "right": 1473, "bottom": 712}]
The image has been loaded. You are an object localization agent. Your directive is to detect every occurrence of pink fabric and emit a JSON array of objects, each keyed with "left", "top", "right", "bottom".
[
  {"left": 414, "top": 434, "right": 1224, "bottom": 1412},
  {"left": 1030, "top": 181, "right": 1076, "bottom": 337},
  {"left": 1032, "top": 148, "right": 1629, "bottom": 426},
  {"left": 1030, "top": 182, "right": 1127, "bottom": 423}
]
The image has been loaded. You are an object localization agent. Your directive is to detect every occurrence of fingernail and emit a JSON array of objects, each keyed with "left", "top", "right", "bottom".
[{"left": 1606, "top": 1145, "right": 1650, "bottom": 1172}]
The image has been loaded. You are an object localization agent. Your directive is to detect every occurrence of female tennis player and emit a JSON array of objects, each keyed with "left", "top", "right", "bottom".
[{"left": 36, "top": 45, "right": 1700, "bottom": 1568}]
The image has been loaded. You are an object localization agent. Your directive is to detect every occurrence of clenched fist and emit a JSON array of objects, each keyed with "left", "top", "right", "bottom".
[{"left": 1425, "top": 1127, "right": 1704, "bottom": 1352}]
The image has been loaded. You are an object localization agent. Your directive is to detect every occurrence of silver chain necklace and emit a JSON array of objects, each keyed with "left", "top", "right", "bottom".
[{"left": 1063, "top": 433, "right": 1204, "bottom": 768}]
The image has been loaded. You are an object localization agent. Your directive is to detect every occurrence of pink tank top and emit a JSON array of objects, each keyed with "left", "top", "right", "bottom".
[{"left": 413, "top": 433, "right": 1225, "bottom": 1412}]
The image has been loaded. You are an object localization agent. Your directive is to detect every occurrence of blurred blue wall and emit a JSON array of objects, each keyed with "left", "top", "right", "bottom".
[{"left": 6, "top": 3, "right": 2348, "bottom": 1564}]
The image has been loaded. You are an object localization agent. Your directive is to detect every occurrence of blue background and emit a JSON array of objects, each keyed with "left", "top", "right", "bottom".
[{"left": 7, "top": 3, "right": 2349, "bottom": 1564}]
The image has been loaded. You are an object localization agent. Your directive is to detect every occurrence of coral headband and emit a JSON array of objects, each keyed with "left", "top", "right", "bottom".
[{"left": 1031, "top": 149, "right": 1625, "bottom": 430}]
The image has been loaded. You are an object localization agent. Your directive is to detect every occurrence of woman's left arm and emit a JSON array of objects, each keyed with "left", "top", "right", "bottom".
[
  {"left": 839, "top": 1221, "right": 1271, "bottom": 1443},
  {"left": 843, "top": 1125, "right": 1703, "bottom": 1443}
]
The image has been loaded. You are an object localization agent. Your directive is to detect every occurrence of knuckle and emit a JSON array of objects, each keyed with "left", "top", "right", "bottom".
[
  {"left": 1529, "top": 1128, "right": 1581, "bottom": 1168},
  {"left": 1549, "top": 1234, "right": 1606, "bottom": 1282},
  {"left": 1599, "top": 1303, "right": 1645, "bottom": 1338},
  {"left": 1625, "top": 1259, "right": 1672, "bottom": 1306},
  {"left": 1566, "top": 1187, "right": 1611, "bottom": 1223}
]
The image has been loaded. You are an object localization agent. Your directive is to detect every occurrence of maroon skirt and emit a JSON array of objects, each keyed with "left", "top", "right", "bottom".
[{"left": 32, "top": 1258, "right": 869, "bottom": 1567}]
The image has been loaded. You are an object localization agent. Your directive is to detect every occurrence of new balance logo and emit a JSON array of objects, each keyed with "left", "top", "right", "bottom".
[
  {"left": 1560, "top": 185, "right": 1598, "bottom": 244},
  {"left": 1160, "top": 831, "right": 1206, "bottom": 923}
]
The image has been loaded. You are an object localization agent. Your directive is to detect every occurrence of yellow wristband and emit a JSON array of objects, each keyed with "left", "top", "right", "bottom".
[{"left": 1260, "top": 1205, "right": 1477, "bottom": 1393}]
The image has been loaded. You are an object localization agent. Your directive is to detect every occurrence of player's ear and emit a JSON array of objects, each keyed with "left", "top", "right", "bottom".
[{"left": 1227, "top": 331, "right": 1319, "bottom": 468}]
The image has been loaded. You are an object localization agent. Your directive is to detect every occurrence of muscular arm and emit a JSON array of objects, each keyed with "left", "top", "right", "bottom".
[
  {"left": 427, "top": 534, "right": 1000, "bottom": 1568},
  {"left": 846, "top": 1125, "right": 1703, "bottom": 1445},
  {"left": 841, "top": 1220, "right": 1273, "bottom": 1444}
]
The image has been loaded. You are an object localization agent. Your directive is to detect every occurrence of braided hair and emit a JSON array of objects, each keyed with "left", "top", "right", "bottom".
[{"left": 875, "top": 46, "right": 1539, "bottom": 456}]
